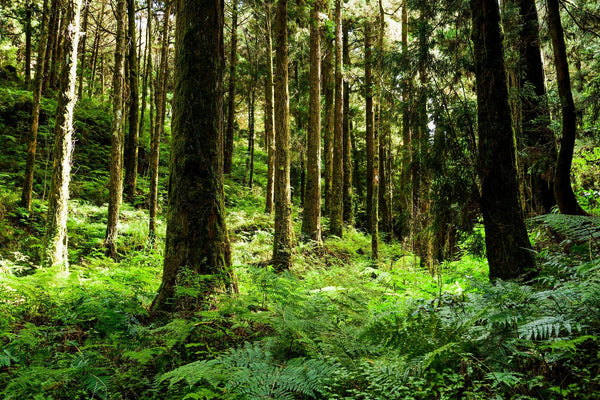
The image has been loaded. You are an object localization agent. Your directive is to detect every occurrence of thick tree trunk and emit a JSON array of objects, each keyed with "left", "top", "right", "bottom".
[
  {"left": 471, "top": 0, "right": 535, "bottom": 280},
  {"left": 124, "top": 0, "right": 140, "bottom": 204},
  {"left": 152, "top": 0, "right": 233, "bottom": 313},
  {"left": 322, "top": 25, "right": 334, "bottom": 218},
  {"left": 223, "top": 1, "right": 238, "bottom": 175},
  {"left": 104, "top": 0, "right": 126, "bottom": 258},
  {"left": 21, "top": 0, "right": 50, "bottom": 211},
  {"left": 44, "top": 0, "right": 82, "bottom": 270},
  {"left": 330, "top": 0, "right": 344, "bottom": 238},
  {"left": 546, "top": 0, "right": 588, "bottom": 216},
  {"left": 301, "top": 1, "right": 322, "bottom": 244},
  {"left": 342, "top": 21, "right": 353, "bottom": 226},
  {"left": 149, "top": 2, "right": 172, "bottom": 239},
  {"left": 264, "top": 2, "right": 275, "bottom": 214},
  {"left": 273, "top": 0, "right": 293, "bottom": 270}
]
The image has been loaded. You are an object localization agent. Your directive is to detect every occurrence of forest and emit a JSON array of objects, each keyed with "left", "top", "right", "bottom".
[{"left": 0, "top": 0, "right": 599, "bottom": 398}]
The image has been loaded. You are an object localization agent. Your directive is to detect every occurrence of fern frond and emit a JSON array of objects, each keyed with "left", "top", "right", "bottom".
[{"left": 531, "top": 214, "right": 600, "bottom": 243}]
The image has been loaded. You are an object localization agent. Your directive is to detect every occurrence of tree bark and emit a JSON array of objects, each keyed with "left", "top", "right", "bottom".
[
  {"left": 322, "top": 23, "right": 334, "bottom": 218},
  {"left": 365, "top": 22, "right": 375, "bottom": 235},
  {"left": 330, "top": 0, "right": 344, "bottom": 238},
  {"left": 21, "top": 0, "right": 50, "bottom": 211},
  {"left": 546, "top": 0, "right": 588, "bottom": 216},
  {"left": 149, "top": 1, "right": 172, "bottom": 239},
  {"left": 273, "top": 0, "right": 293, "bottom": 270},
  {"left": 104, "top": 0, "right": 127, "bottom": 258},
  {"left": 44, "top": 0, "right": 82, "bottom": 270},
  {"left": 24, "top": 0, "right": 32, "bottom": 87},
  {"left": 342, "top": 21, "right": 353, "bottom": 226},
  {"left": 399, "top": 3, "right": 412, "bottom": 240},
  {"left": 264, "top": 1, "right": 275, "bottom": 214},
  {"left": 246, "top": 89, "right": 255, "bottom": 188},
  {"left": 123, "top": 0, "right": 140, "bottom": 204},
  {"left": 151, "top": 0, "right": 233, "bottom": 313},
  {"left": 223, "top": 0, "right": 238, "bottom": 175},
  {"left": 471, "top": 0, "right": 535, "bottom": 280},
  {"left": 301, "top": 0, "right": 322, "bottom": 244},
  {"left": 76, "top": 0, "right": 89, "bottom": 99}
]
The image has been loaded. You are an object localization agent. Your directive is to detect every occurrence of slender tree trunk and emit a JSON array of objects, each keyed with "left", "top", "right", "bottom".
[
  {"left": 88, "top": 0, "right": 105, "bottom": 96},
  {"left": 104, "top": 0, "right": 126, "bottom": 258},
  {"left": 44, "top": 0, "right": 82, "bottom": 270},
  {"left": 264, "top": 2, "right": 275, "bottom": 214},
  {"left": 124, "top": 0, "right": 140, "bottom": 203},
  {"left": 24, "top": 0, "right": 32, "bottom": 87},
  {"left": 77, "top": 0, "right": 89, "bottom": 99},
  {"left": 273, "top": 0, "right": 293, "bottom": 270},
  {"left": 21, "top": 0, "right": 50, "bottom": 211},
  {"left": 246, "top": 89, "right": 255, "bottom": 188},
  {"left": 330, "top": 0, "right": 344, "bottom": 238},
  {"left": 223, "top": 1, "right": 238, "bottom": 175},
  {"left": 400, "top": 4, "right": 411, "bottom": 240},
  {"left": 50, "top": 4, "right": 66, "bottom": 91},
  {"left": 365, "top": 22, "right": 375, "bottom": 235},
  {"left": 149, "top": 2, "right": 171, "bottom": 239},
  {"left": 138, "top": 0, "right": 152, "bottom": 151},
  {"left": 471, "top": 0, "right": 535, "bottom": 279},
  {"left": 302, "top": 0, "right": 322, "bottom": 244},
  {"left": 342, "top": 21, "right": 353, "bottom": 226},
  {"left": 546, "top": 0, "right": 588, "bottom": 216},
  {"left": 43, "top": 0, "right": 59, "bottom": 94},
  {"left": 322, "top": 24, "right": 334, "bottom": 218},
  {"left": 151, "top": 0, "right": 233, "bottom": 313}
]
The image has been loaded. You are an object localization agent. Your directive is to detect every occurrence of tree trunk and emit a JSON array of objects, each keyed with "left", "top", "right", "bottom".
[
  {"left": 104, "top": 0, "right": 126, "bottom": 258},
  {"left": 149, "top": 1, "right": 172, "bottom": 239},
  {"left": 301, "top": 0, "right": 322, "bottom": 244},
  {"left": 322, "top": 23, "right": 334, "bottom": 218},
  {"left": 151, "top": 0, "right": 233, "bottom": 313},
  {"left": 471, "top": 0, "right": 535, "bottom": 280},
  {"left": 43, "top": 0, "right": 59, "bottom": 94},
  {"left": 330, "top": 0, "right": 344, "bottom": 238},
  {"left": 365, "top": 21, "right": 375, "bottom": 235},
  {"left": 546, "top": 0, "right": 588, "bottom": 216},
  {"left": 49, "top": 3, "right": 66, "bottom": 91},
  {"left": 223, "top": 1, "right": 238, "bottom": 175},
  {"left": 138, "top": 0, "right": 152, "bottom": 153},
  {"left": 88, "top": 0, "right": 106, "bottom": 96},
  {"left": 246, "top": 89, "right": 255, "bottom": 188},
  {"left": 44, "top": 0, "right": 82, "bottom": 270},
  {"left": 77, "top": 0, "right": 89, "bottom": 99},
  {"left": 273, "top": 0, "right": 293, "bottom": 270},
  {"left": 342, "top": 21, "right": 353, "bottom": 226},
  {"left": 399, "top": 3, "right": 412, "bottom": 240},
  {"left": 24, "top": 0, "right": 32, "bottom": 87},
  {"left": 124, "top": 0, "right": 140, "bottom": 204},
  {"left": 21, "top": 0, "right": 50, "bottom": 211},
  {"left": 264, "top": 1, "right": 275, "bottom": 214}
]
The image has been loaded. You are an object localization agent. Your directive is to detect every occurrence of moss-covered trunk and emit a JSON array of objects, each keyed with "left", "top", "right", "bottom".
[
  {"left": 264, "top": 2, "right": 275, "bottom": 214},
  {"left": 471, "top": 0, "right": 535, "bottom": 279},
  {"left": 151, "top": 0, "right": 233, "bottom": 313},
  {"left": 124, "top": 0, "right": 140, "bottom": 204}
]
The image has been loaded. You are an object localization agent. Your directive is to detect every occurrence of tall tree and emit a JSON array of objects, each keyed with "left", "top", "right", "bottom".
[
  {"left": 365, "top": 19, "right": 378, "bottom": 258},
  {"left": 76, "top": 0, "right": 89, "bottom": 99},
  {"left": 471, "top": 0, "right": 535, "bottom": 279},
  {"left": 322, "top": 21, "right": 334, "bottom": 217},
  {"left": 21, "top": 0, "right": 51, "bottom": 211},
  {"left": 517, "top": 0, "right": 557, "bottom": 214},
  {"left": 24, "top": 0, "right": 32, "bottom": 87},
  {"left": 264, "top": 1, "right": 275, "bottom": 214},
  {"left": 546, "top": 0, "right": 588, "bottom": 216},
  {"left": 302, "top": 0, "right": 322, "bottom": 244},
  {"left": 223, "top": 0, "right": 239, "bottom": 175},
  {"left": 124, "top": 0, "right": 140, "bottom": 203},
  {"left": 273, "top": 0, "right": 293, "bottom": 270},
  {"left": 104, "top": 0, "right": 126, "bottom": 258},
  {"left": 342, "top": 21, "right": 353, "bottom": 226},
  {"left": 149, "top": 1, "right": 172, "bottom": 239},
  {"left": 152, "top": 0, "right": 233, "bottom": 313},
  {"left": 330, "top": 0, "right": 344, "bottom": 238},
  {"left": 44, "top": 0, "right": 82, "bottom": 269}
]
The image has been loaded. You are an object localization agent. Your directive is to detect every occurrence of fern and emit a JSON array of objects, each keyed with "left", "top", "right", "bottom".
[{"left": 531, "top": 214, "right": 600, "bottom": 243}]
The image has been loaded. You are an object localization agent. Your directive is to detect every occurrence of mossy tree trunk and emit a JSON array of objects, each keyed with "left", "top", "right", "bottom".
[
  {"left": 21, "top": 0, "right": 50, "bottom": 211},
  {"left": 330, "top": 0, "right": 344, "bottom": 238},
  {"left": 301, "top": 0, "right": 322, "bottom": 244},
  {"left": 104, "top": 0, "right": 126, "bottom": 259},
  {"left": 223, "top": 0, "right": 238, "bottom": 176},
  {"left": 264, "top": 1, "right": 275, "bottom": 214},
  {"left": 546, "top": 0, "right": 588, "bottom": 216},
  {"left": 273, "top": 0, "right": 293, "bottom": 271},
  {"left": 342, "top": 21, "right": 353, "bottom": 226},
  {"left": 471, "top": 0, "right": 535, "bottom": 280},
  {"left": 44, "top": 0, "right": 82, "bottom": 270},
  {"left": 399, "top": 3, "right": 412, "bottom": 241},
  {"left": 365, "top": 21, "right": 377, "bottom": 244},
  {"left": 322, "top": 21, "right": 334, "bottom": 219},
  {"left": 124, "top": 0, "right": 140, "bottom": 204},
  {"left": 76, "top": 0, "right": 89, "bottom": 99},
  {"left": 151, "top": 0, "right": 234, "bottom": 313}
]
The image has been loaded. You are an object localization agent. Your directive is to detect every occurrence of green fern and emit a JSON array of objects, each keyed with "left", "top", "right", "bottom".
[{"left": 531, "top": 214, "right": 600, "bottom": 243}]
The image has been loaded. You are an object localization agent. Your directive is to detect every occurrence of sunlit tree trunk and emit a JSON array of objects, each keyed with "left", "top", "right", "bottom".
[
  {"left": 104, "top": 0, "right": 126, "bottom": 258},
  {"left": 471, "top": 0, "right": 535, "bottom": 279},
  {"left": 246, "top": 89, "right": 255, "bottom": 188},
  {"left": 76, "top": 0, "right": 89, "bottom": 99},
  {"left": 124, "top": 0, "right": 140, "bottom": 204},
  {"left": 365, "top": 22, "right": 376, "bottom": 237},
  {"left": 546, "top": 0, "right": 588, "bottom": 216},
  {"left": 223, "top": 0, "right": 238, "bottom": 175},
  {"left": 302, "top": 0, "right": 322, "bottom": 244},
  {"left": 273, "top": 0, "right": 293, "bottom": 270},
  {"left": 264, "top": 1, "right": 275, "bottom": 214},
  {"left": 399, "top": 4, "right": 411, "bottom": 241},
  {"left": 342, "top": 21, "right": 353, "bottom": 226},
  {"left": 152, "top": 0, "right": 234, "bottom": 313},
  {"left": 322, "top": 23, "right": 334, "bottom": 218},
  {"left": 330, "top": 0, "right": 344, "bottom": 238},
  {"left": 21, "top": 0, "right": 50, "bottom": 211},
  {"left": 88, "top": 0, "right": 106, "bottom": 96},
  {"left": 44, "top": 0, "right": 82, "bottom": 270}
]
